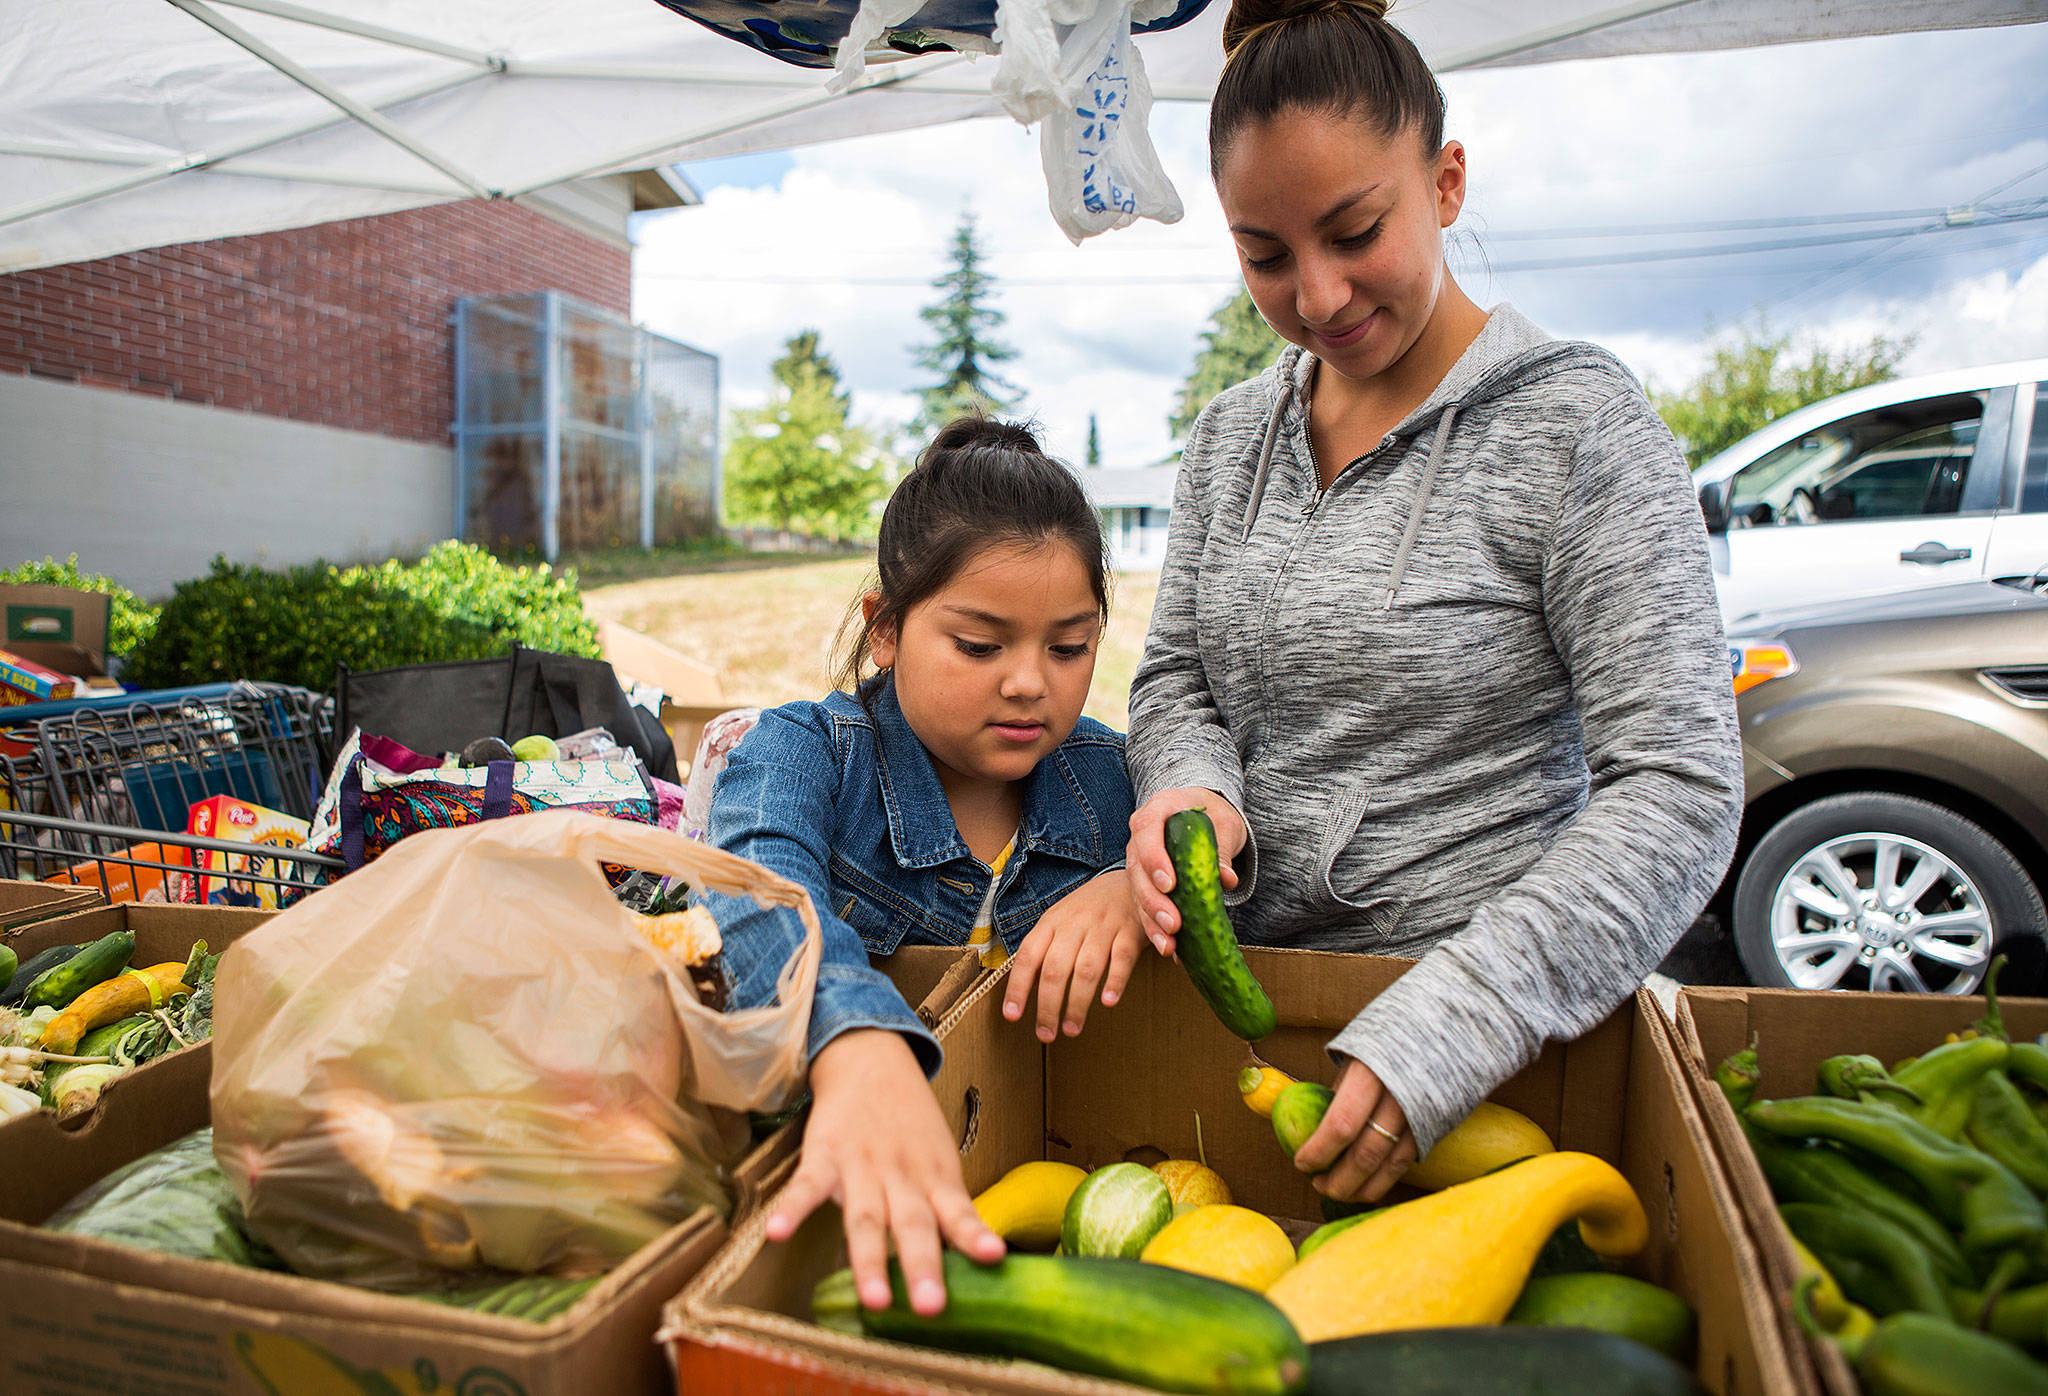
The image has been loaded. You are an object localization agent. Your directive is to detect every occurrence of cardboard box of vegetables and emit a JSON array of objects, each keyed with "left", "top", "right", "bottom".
[
  {"left": 0, "top": 902, "right": 273, "bottom": 1130},
  {"left": 0, "top": 821, "right": 980, "bottom": 1396},
  {"left": 1678, "top": 969, "right": 2048, "bottom": 1396},
  {"left": 665, "top": 941, "right": 1802, "bottom": 1396}
]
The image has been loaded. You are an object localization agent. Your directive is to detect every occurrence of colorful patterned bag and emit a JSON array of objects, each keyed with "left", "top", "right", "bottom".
[{"left": 306, "top": 730, "right": 657, "bottom": 877}]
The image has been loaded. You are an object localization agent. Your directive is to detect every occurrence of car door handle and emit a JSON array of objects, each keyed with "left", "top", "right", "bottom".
[{"left": 1900, "top": 542, "right": 1972, "bottom": 565}]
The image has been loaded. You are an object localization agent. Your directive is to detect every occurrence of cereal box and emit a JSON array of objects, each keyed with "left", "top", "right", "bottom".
[{"left": 186, "top": 796, "right": 312, "bottom": 910}]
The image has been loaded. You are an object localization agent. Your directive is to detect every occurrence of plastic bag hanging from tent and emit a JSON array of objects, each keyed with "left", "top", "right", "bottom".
[{"left": 821, "top": 0, "right": 1196, "bottom": 240}]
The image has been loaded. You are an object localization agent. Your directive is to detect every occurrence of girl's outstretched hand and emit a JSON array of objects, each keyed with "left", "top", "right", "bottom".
[
  {"left": 766, "top": 1028, "right": 1002, "bottom": 1313},
  {"left": 1124, "top": 787, "right": 1247, "bottom": 955},
  {"left": 1004, "top": 870, "right": 1147, "bottom": 1042}
]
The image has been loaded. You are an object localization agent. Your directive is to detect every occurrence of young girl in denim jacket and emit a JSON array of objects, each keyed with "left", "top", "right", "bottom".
[{"left": 703, "top": 417, "right": 1143, "bottom": 1317}]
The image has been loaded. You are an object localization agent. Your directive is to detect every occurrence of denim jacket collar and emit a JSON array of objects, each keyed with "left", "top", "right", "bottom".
[{"left": 866, "top": 676, "right": 1107, "bottom": 871}]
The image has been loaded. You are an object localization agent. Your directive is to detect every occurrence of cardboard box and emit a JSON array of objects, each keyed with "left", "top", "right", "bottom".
[
  {"left": 665, "top": 949, "right": 1800, "bottom": 1396},
  {"left": 597, "top": 621, "right": 731, "bottom": 770},
  {"left": 1, "top": 904, "right": 276, "bottom": 1138},
  {"left": 1675, "top": 985, "right": 2048, "bottom": 1396},
  {"left": 0, "top": 880, "right": 99, "bottom": 933},
  {"left": 0, "top": 940, "right": 977, "bottom": 1396},
  {"left": 0, "top": 583, "right": 115, "bottom": 693}
]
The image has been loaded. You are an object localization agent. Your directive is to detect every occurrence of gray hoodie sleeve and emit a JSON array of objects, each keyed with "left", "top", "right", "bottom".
[
  {"left": 1326, "top": 389, "right": 1743, "bottom": 1153},
  {"left": 1126, "top": 399, "right": 1262, "bottom": 897}
]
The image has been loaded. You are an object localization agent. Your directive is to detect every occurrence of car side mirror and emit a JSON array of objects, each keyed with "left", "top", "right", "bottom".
[{"left": 1697, "top": 479, "right": 1730, "bottom": 533}]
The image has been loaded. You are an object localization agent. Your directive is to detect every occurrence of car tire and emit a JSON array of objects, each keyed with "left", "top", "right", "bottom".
[{"left": 1732, "top": 792, "right": 2048, "bottom": 995}]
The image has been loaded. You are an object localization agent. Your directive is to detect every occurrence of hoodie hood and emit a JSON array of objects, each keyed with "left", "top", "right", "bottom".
[{"left": 1241, "top": 304, "right": 1609, "bottom": 604}]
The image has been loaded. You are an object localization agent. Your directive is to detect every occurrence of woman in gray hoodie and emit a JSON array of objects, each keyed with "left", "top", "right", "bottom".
[{"left": 1123, "top": 0, "right": 1744, "bottom": 1205}]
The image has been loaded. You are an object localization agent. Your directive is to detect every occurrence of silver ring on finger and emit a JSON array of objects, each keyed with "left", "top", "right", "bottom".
[{"left": 1367, "top": 1119, "right": 1402, "bottom": 1144}]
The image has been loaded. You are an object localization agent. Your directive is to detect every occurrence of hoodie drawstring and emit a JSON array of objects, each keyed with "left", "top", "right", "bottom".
[
  {"left": 1384, "top": 405, "right": 1458, "bottom": 608},
  {"left": 1239, "top": 372, "right": 1294, "bottom": 544}
]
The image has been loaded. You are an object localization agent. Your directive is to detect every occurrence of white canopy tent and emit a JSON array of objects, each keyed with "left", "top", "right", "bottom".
[{"left": 2, "top": 0, "right": 2045, "bottom": 272}]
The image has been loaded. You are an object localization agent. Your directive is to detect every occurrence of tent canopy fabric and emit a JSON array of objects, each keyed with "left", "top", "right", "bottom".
[{"left": 2, "top": 0, "right": 2044, "bottom": 272}]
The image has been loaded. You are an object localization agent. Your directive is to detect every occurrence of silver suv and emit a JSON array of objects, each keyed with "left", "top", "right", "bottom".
[
  {"left": 1695, "top": 360, "right": 2048, "bottom": 624},
  {"left": 1725, "top": 576, "right": 2048, "bottom": 993}
]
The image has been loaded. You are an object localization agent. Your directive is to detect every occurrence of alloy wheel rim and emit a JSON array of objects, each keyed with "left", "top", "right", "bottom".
[{"left": 1769, "top": 830, "right": 1992, "bottom": 993}]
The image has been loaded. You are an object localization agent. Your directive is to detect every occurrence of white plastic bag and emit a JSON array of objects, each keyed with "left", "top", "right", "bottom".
[
  {"left": 1000, "top": 0, "right": 1184, "bottom": 242},
  {"left": 829, "top": 0, "right": 1184, "bottom": 242}
]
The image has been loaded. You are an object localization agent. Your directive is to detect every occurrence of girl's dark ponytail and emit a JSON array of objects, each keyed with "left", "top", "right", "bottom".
[{"left": 836, "top": 415, "right": 1111, "bottom": 698}]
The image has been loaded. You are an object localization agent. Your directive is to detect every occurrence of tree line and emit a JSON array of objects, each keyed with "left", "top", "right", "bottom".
[{"left": 723, "top": 213, "right": 1912, "bottom": 541}]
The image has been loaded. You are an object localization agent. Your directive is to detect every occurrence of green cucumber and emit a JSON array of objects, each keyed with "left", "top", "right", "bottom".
[
  {"left": 1163, "top": 809, "right": 1277, "bottom": 1042},
  {"left": 1305, "top": 1327, "right": 1706, "bottom": 1396},
  {"left": 814, "top": 1252, "right": 1308, "bottom": 1395},
  {"left": 1296, "top": 1206, "right": 1390, "bottom": 1261},
  {"left": 0, "top": 942, "right": 81, "bottom": 1007},
  {"left": 22, "top": 930, "right": 134, "bottom": 1009},
  {"left": 1272, "top": 1082, "right": 1333, "bottom": 1157},
  {"left": 1061, "top": 1162, "right": 1173, "bottom": 1259},
  {"left": 0, "top": 942, "right": 15, "bottom": 995},
  {"left": 1508, "top": 1273, "right": 1698, "bottom": 1363}
]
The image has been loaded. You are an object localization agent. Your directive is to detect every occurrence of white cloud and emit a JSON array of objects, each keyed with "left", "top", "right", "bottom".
[{"left": 636, "top": 22, "right": 2048, "bottom": 469}]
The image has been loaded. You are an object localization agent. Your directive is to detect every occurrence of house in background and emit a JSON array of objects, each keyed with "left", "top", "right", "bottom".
[
  {"left": 1078, "top": 462, "right": 1177, "bottom": 571},
  {"left": 0, "top": 170, "right": 711, "bottom": 596}
]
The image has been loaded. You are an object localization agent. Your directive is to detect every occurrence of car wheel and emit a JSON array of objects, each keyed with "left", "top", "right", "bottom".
[{"left": 1732, "top": 793, "right": 2048, "bottom": 994}]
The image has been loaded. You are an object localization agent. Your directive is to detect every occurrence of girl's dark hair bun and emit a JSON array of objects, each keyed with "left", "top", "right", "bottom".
[{"left": 926, "top": 415, "right": 1047, "bottom": 458}]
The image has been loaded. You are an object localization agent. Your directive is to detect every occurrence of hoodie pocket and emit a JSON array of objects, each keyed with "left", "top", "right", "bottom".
[{"left": 1306, "top": 788, "right": 1403, "bottom": 939}]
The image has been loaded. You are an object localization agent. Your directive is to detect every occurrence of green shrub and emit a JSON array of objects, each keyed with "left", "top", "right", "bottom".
[
  {"left": 123, "top": 544, "right": 599, "bottom": 692},
  {"left": 0, "top": 555, "right": 159, "bottom": 655}
]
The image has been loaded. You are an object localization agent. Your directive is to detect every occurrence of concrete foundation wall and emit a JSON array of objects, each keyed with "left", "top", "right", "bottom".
[{"left": 1, "top": 373, "right": 454, "bottom": 598}]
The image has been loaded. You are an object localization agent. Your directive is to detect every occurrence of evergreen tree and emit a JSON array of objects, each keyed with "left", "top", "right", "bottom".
[
  {"left": 725, "top": 331, "right": 889, "bottom": 540},
  {"left": 1652, "top": 322, "right": 1912, "bottom": 468},
  {"left": 912, "top": 211, "right": 1019, "bottom": 433},
  {"left": 1169, "top": 288, "right": 1285, "bottom": 440},
  {"left": 1086, "top": 413, "right": 1102, "bottom": 468}
]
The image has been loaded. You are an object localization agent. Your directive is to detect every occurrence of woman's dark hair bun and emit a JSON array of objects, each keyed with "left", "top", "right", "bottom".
[
  {"left": 1222, "top": 0, "right": 1391, "bottom": 59},
  {"left": 925, "top": 414, "right": 1047, "bottom": 458}
]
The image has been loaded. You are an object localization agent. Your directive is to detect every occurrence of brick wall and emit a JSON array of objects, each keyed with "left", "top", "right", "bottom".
[{"left": 0, "top": 200, "right": 631, "bottom": 445}]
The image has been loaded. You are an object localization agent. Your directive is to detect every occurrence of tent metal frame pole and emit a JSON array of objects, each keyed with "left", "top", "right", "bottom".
[
  {"left": 0, "top": 141, "right": 463, "bottom": 195},
  {"left": 165, "top": 0, "right": 497, "bottom": 198},
  {"left": 638, "top": 331, "right": 655, "bottom": 551},
  {"left": 542, "top": 292, "right": 564, "bottom": 565},
  {"left": 205, "top": 0, "right": 502, "bottom": 69},
  {"left": 1435, "top": 0, "right": 1705, "bottom": 69},
  {"left": 503, "top": 52, "right": 971, "bottom": 197},
  {"left": 0, "top": 65, "right": 481, "bottom": 234}
]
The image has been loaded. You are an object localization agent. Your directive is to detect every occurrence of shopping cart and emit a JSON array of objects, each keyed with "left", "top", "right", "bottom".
[
  {"left": 0, "top": 806, "right": 342, "bottom": 905},
  {"left": 0, "top": 682, "right": 340, "bottom": 903}
]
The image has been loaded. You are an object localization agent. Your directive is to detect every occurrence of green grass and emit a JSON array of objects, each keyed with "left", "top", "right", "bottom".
[{"left": 584, "top": 555, "right": 1161, "bottom": 729}]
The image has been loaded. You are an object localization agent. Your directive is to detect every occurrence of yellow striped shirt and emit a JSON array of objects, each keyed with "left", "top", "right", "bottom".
[{"left": 965, "top": 839, "right": 1015, "bottom": 970}]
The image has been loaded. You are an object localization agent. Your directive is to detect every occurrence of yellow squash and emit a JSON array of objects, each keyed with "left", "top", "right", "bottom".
[
  {"left": 1237, "top": 1065, "right": 1296, "bottom": 1119},
  {"left": 1139, "top": 1204, "right": 1296, "bottom": 1293},
  {"left": 1266, "top": 1151, "right": 1649, "bottom": 1342},
  {"left": 38, "top": 962, "right": 191, "bottom": 1057},
  {"left": 1403, "top": 1101, "right": 1555, "bottom": 1191},
  {"left": 972, "top": 1161, "right": 1088, "bottom": 1250}
]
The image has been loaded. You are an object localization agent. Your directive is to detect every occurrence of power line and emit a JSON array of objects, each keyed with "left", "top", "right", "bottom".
[{"left": 631, "top": 208, "right": 2048, "bottom": 286}]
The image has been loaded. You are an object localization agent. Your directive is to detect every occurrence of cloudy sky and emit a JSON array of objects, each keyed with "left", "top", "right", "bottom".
[{"left": 630, "top": 19, "right": 2048, "bottom": 472}]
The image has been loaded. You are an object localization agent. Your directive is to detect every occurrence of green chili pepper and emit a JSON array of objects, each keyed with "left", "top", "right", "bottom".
[
  {"left": 1820, "top": 1054, "right": 1926, "bottom": 1106},
  {"left": 1779, "top": 1203, "right": 1953, "bottom": 1318},
  {"left": 1971, "top": 1071, "right": 2048, "bottom": 1197},
  {"left": 1748, "top": 1096, "right": 2046, "bottom": 1256},
  {"left": 1715, "top": 1035, "right": 1761, "bottom": 1113},
  {"left": 1795, "top": 1279, "right": 2048, "bottom": 1396},
  {"left": 1960, "top": 1279, "right": 2048, "bottom": 1351},
  {"left": 1748, "top": 1128, "right": 1974, "bottom": 1284},
  {"left": 1888, "top": 1036, "right": 2014, "bottom": 1138},
  {"left": 2008, "top": 1042, "right": 2048, "bottom": 1096}
]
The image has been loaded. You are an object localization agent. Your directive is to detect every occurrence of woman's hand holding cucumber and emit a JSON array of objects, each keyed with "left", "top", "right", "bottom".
[
  {"left": 1298, "top": 1055, "right": 1417, "bottom": 1204},
  {"left": 1125, "top": 788, "right": 1248, "bottom": 954}
]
